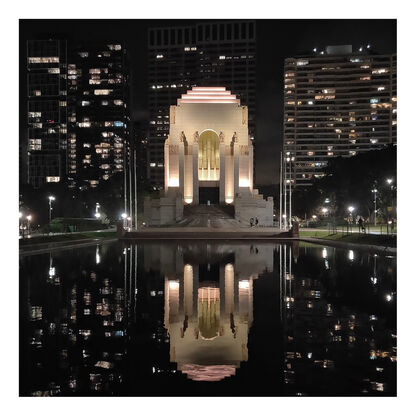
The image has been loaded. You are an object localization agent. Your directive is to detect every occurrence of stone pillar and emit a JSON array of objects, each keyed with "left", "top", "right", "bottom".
[
  {"left": 219, "top": 140, "right": 225, "bottom": 204},
  {"left": 192, "top": 142, "right": 199, "bottom": 204},
  {"left": 233, "top": 143, "right": 240, "bottom": 200},
  {"left": 179, "top": 141, "right": 185, "bottom": 199}
]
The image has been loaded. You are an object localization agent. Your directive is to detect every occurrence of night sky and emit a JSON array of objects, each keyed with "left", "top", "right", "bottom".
[{"left": 19, "top": 19, "right": 396, "bottom": 185}]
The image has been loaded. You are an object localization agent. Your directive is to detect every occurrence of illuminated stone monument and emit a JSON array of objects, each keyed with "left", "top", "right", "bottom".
[{"left": 144, "top": 87, "right": 273, "bottom": 226}]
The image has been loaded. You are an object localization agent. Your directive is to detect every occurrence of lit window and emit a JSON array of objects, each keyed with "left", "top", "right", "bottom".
[
  {"left": 28, "top": 57, "right": 59, "bottom": 63},
  {"left": 107, "top": 44, "right": 121, "bottom": 51},
  {"left": 94, "top": 89, "right": 112, "bottom": 95}
]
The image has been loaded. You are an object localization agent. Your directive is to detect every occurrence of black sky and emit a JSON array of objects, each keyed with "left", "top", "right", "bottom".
[{"left": 19, "top": 19, "right": 396, "bottom": 185}]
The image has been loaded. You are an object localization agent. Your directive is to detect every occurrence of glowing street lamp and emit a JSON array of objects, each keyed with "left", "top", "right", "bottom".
[
  {"left": 27, "top": 215, "right": 32, "bottom": 235},
  {"left": 347, "top": 206, "right": 355, "bottom": 230},
  {"left": 322, "top": 207, "right": 328, "bottom": 214},
  {"left": 48, "top": 196, "right": 55, "bottom": 224},
  {"left": 372, "top": 188, "right": 378, "bottom": 225},
  {"left": 121, "top": 212, "right": 127, "bottom": 228}
]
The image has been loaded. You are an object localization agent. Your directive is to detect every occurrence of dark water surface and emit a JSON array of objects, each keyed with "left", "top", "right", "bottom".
[{"left": 19, "top": 241, "right": 396, "bottom": 396}]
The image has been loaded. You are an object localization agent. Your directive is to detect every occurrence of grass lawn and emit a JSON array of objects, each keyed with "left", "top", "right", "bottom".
[
  {"left": 19, "top": 230, "right": 117, "bottom": 246},
  {"left": 299, "top": 230, "right": 396, "bottom": 247}
]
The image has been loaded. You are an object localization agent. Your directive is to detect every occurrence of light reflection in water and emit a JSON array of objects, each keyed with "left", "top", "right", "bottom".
[{"left": 20, "top": 241, "right": 396, "bottom": 396}]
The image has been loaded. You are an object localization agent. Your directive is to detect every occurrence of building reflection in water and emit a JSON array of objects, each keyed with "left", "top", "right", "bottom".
[
  {"left": 164, "top": 245, "right": 273, "bottom": 381},
  {"left": 279, "top": 244, "right": 397, "bottom": 396},
  {"left": 20, "top": 241, "right": 396, "bottom": 396},
  {"left": 158, "top": 244, "right": 273, "bottom": 381}
]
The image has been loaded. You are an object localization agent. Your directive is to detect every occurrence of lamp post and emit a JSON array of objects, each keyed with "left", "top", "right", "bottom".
[
  {"left": 95, "top": 203, "right": 101, "bottom": 220},
  {"left": 386, "top": 178, "right": 394, "bottom": 233},
  {"left": 19, "top": 211, "right": 23, "bottom": 237},
  {"left": 348, "top": 206, "right": 355, "bottom": 233},
  {"left": 48, "top": 196, "right": 55, "bottom": 224},
  {"left": 27, "top": 215, "right": 32, "bottom": 236},
  {"left": 371, "top": 188, "right": 378, "bottom": 226},
  {"left": 121, "top": 212, "right": 127, "bottom": 229}
]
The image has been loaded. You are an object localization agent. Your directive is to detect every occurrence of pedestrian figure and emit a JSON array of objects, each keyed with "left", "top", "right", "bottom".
[
  {"left": 250, "top": 218, "right": 254, "bottom": 227},
  {"left": 358, "top": 217, "right": 363, "bottom": 233},
  {"left": 255, "top": 217, "right": 259, "bottom": 227}
]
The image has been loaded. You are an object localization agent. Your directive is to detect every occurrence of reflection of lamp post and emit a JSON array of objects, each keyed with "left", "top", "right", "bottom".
[{"left": 48, "top": 196, "right": 55, "bottom": 224}]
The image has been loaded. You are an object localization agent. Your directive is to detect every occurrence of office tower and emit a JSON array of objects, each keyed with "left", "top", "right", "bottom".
[
  {"left": 67, "top": 42, "right": 130, "bottom": 188},
  {"left": 147, "top": 21, "right": 256, "bottom": 188},
  {"left": 132, "top": 121, "right": 149, "bottom": 187},
  {"left": 283, "top": 45, "right": 397, "bottom": 187},
  {"left": 26, "top": 39, "right": 67, "bottom": 188}
]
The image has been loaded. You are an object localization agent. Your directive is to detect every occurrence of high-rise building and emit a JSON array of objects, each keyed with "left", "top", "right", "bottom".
[
  {"left": 25, "top": 40, "right": 130, "bottom": 189},
  {"left": 147, "top": 21, "right": 256, "bottom": 187},
  {"left": 26, "top": 40, "right": 68, "bottom": 188},
  {"left": 67, "top": 42, "right": 130, "bottom": 188},
  {"left": 283, "top": 45, "right": 397, "bottom": 187}
]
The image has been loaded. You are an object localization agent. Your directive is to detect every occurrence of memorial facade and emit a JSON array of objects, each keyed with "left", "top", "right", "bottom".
[{"left": 144, "top": 87, "right": 273, "bottom": 226}]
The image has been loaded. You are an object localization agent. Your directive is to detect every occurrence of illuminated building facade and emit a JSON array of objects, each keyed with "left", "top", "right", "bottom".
[
  {"left": 26, "top": 40, "right": 68, "bottom": 188},
  {"left": 147, "top": 21, "right": 256, "bottom": 188},
  {"left": 144, "top": 87, "right": 273, "bottom": 226},
  {"left": 283, "top": 45, "right": 397, "bottom": 187},
  {"left": 66, "top": 42, "right": 130, "bottom": 188}
]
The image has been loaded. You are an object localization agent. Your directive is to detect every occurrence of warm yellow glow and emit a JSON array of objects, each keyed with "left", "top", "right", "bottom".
[
  {"left": 199, "top": 130, "right": 220, "bottom": 181},
  {"left": 169, "top": 281, "right": 179, "bottom": 289},
  {"left": 184, "top": 197, "right": 193, "bottom": 204},
  {"left": 225, "top": 197, "right": 234, "bottom": 204},
  {"left": 239, "top": 178, "right": 250, "bottom": 187},
  {"left": 168, "top": 176, "right": 179, "bottom": 187},
  {"left": 239, "top": 280, "right": 250, "bottom": 289}
]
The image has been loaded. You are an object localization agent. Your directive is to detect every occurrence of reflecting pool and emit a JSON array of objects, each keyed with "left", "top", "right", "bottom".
[{"left": 19, "top": 241, "right": 396, "bottom": 396}]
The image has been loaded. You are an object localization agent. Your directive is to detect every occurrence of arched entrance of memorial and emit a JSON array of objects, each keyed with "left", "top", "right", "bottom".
[{"left": 198, "top": 130, "right": 220, "bottom": 204}]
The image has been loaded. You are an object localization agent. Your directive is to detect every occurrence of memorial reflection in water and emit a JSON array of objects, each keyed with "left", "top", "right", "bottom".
[
  {"left": 158, "top": 244, "right": 273, "bottom": 381},
  {"left": 20, "top": 241, "right": 396, "bottom": 396}
]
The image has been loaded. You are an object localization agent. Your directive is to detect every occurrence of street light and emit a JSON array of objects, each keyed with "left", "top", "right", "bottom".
[
  {"left": 27, "top": 215, "right": 32, "bottom": 236},
  {"left": 347, "top": 206, "right": 355, "bottom": 232},
  {"left": 121, "top": 212, "right": 127, "bottom": 229},
  {"left": 48, "top": 196, "right": 55, "bottom": 224},
  {"left": 322, "top": 208, "right": 328, "bottom": 214},
  {"left": 371, "top": 188, "right": 378, "bottom": 226}
]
